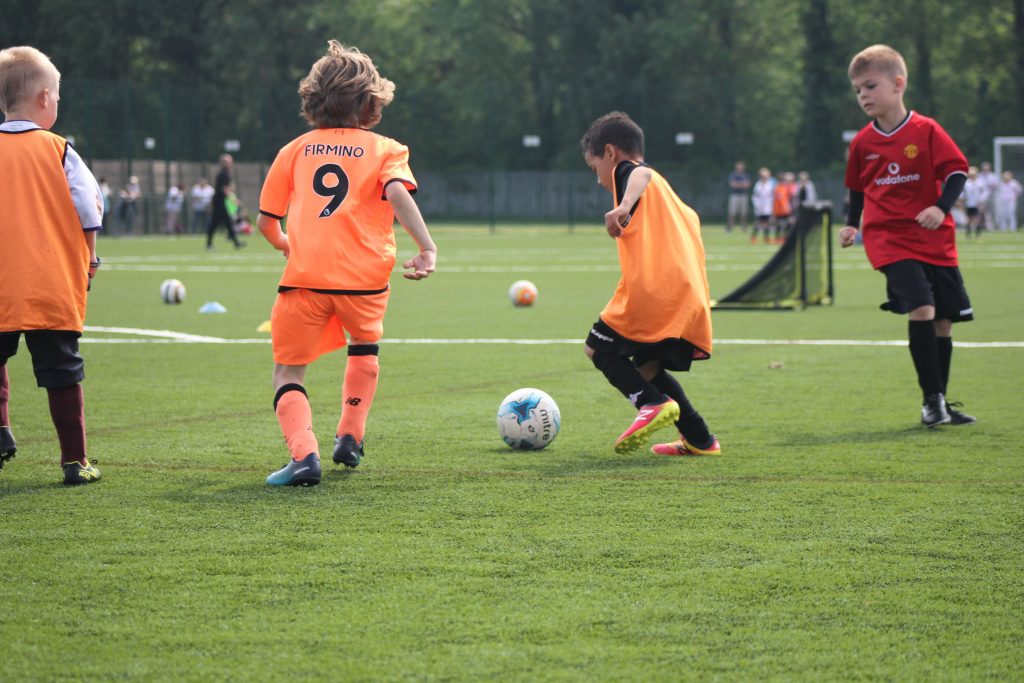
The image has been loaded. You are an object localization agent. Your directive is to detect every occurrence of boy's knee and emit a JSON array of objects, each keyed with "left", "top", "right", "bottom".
[
  {"left": 590, "top": 348, "right": 620, "bottom": 371},
  {"left": 637, "top": 361, "right": 660, "bottom": 381},
  {"left": 908, "top": 305, "right": 935, "bottom": 321}
]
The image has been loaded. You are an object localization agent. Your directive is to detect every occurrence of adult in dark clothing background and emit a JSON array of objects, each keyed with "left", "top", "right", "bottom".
[{"left": 206, "top": 153, "right": 243, "bottom": 249}]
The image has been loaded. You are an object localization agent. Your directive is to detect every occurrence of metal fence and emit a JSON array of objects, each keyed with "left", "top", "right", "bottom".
[{"left": 92, "top": 158, "right": 849, "bottom": 235}]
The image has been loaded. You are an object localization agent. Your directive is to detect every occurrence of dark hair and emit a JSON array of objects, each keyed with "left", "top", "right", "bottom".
[{"left": 580, "top": 112, "right": 644, "bottom": 157}]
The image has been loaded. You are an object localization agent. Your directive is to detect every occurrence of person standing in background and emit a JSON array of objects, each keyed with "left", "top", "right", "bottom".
[
  {"left": 977, "top": 161, "right": 998, "bottom": 231},
  {"left": 164, "top": 183, "right": 184, "bottom": 234},
  {"left": 190, "top": 177, "right": 213, "bottom": 233},
  {"left": 206, "top": 154, "right": 243, "bottom": 249},
  {"left": 725, "top": 161, "right": 751, "bottom": 233},
  {"left": 994, "top": 171, "right": 1022, "bottom": 232}
]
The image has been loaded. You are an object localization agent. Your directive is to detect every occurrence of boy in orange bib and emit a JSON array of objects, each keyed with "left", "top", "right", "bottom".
[
  {"left": 580, "top": 112, "right": 719, "bottom": 457},
  {"left": 258, "top": 41, "right": 437, "bottom": 486},
  {"left": 0, "top": 46, "right": 104, "bottom": 485}
]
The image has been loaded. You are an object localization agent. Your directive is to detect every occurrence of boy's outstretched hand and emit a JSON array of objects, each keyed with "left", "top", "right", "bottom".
[
  {"left": 604, "top": 205, "right": 630, "bottom": 238},
  {"left": 403, "top": 250, "right": 436, "bottom": 280}
]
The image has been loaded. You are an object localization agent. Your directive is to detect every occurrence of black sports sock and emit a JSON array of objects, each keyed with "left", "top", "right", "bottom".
[
  {"left": 936, "top": 336, "right": 953, "bottom": 395},
  {"left": 591, "top": 351, "right": 662, "bottom": 407},
  {"left": 908, "top": 320, "right": 943, "bottom": 397},
  {"left": 651, "top": 370, "right": 713, "bottom": 448}
]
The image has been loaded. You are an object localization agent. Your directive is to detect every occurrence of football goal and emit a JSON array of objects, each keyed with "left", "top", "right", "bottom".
[
  {"left": 994, "top": 136, "right": 1024, "bottom": 178},
  {"left": 712, "top": 201, "right": 834, "bottom": 310}
]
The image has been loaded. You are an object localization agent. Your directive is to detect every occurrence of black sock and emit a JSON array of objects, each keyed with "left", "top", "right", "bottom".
[
  {"left": 591, "top": 351, "right": 662, "bottom": 408},
  {"left": 936, "top": 336, "right": 953, "bottom": 395},
  {"left": 651, "top": 370, "right": 713, "bottom": 448},
  {"left": 908, "top": 320, "right": 943, "bottom": 397}
]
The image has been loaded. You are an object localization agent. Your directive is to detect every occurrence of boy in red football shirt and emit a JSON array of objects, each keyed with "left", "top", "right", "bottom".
[
  {"left": 840, "top": 45, "right": 973, "bottom": 427},
  {"left": 257, "top": 41, "right": 437, "bottom": 485}
]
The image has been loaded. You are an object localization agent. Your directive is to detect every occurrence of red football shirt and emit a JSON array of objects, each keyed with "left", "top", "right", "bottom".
[{"left": 845, "top": 112, "right": 967, "bottom": 269}]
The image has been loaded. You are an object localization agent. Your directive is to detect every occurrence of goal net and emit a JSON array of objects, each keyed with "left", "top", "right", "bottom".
[
  {"left": 994, "top": 136, "right": 1024, "bottom": 229},
  {"left": 712, "top": 201, "right": 834, "bottom": 310}
]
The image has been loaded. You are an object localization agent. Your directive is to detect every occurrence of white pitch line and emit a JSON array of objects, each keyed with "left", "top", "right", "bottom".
[
  {"left": 85, "top": 325, "right": 227, "bottom": 343},
  {"left": 79, "top": 328, "right": 1024, "bottom": 348}
]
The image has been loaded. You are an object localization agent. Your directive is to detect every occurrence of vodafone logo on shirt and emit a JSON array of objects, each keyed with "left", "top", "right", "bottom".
[{"left": 875, "top": 161, "right": 921, "bottom": 186}]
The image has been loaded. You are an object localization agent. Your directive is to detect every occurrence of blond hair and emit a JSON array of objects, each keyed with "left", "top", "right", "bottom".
[
  {"left": 298, "top": 41, "right": 395, "bottom": 129},
  {"left": 848, "top": 44, "right": 907, "bottom": 80},
  {"left": 0, "top": 46, "right": 59, "bottom": 114}
]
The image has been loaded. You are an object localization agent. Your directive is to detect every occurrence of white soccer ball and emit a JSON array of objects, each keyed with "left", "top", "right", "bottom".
[
  {"left": 508, "top": 280, "right": 538, "bottom": 306},
  {"left": 160, "top": 278, "right": 186, "bottom": 304},
  {"left": 497, "top": 387, "right": 561, "bottom": 450}
]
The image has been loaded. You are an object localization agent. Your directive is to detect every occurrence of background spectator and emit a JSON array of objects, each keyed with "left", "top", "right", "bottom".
[
  {"left": 116, "top": 175, "right": 141, "bottom": 234},
  {"left": 977, "top": 161, "right": 999, "bottom": 230},
  {"left": 164, "top": 183, "right": 184, "bottom": 234},
  {"left": 190, "top": 177, "right": 213, "bottom": 233},
  {"left": 726, "top": 161, "right": 751, "bottom": 233},
  {"left": 995, "top": 170, "right": 1023, "bottom": 232}
]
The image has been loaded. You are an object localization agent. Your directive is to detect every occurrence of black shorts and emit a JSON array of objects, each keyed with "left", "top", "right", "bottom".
[
  {"left": 0, "top": 330, "right": 85, "bottom": 387},
  {"left": 966, "top": 207, "right": 979, "bottom": 217},
  {"left": 585, "top": 319, "right": 709, "bottom": 372},
  {"left": 879, "top": 260, "right": 974, "bottom": 322}
]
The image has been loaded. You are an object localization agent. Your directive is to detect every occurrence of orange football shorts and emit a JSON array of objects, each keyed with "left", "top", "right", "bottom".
[{"left": 271, "top": 288, "right": 390, "bottom": 365}]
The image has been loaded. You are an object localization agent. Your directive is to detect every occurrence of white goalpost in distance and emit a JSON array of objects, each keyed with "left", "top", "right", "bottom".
[{"left": 993, "top": 136, "right": 1024, "bottom": 177}]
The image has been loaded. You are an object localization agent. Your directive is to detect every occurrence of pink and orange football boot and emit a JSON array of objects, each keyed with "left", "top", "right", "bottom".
[
  {"left": 613, "top": 398, "right": 680, "bottom": 454},
  {"left": 651, "top": 436, "right": 721, "bottom": 457}
]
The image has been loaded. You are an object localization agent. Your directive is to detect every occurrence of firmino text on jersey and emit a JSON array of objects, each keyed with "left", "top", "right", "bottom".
[{"left": 303, "top": 144, "right": 365, "bottom": 158}]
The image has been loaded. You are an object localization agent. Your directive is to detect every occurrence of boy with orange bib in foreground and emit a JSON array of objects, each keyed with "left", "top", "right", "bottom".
[{"left": 581, "top": 112, "right": 719, "bottom": 457}]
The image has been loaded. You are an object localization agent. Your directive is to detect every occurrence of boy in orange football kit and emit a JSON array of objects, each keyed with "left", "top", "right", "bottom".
[
  {"left": 0, "top": 46, "right": 104, "bottom": 485},
  {"left": 258, "top": 41, "right": 437, "bottom": 486},
  {"left": 581, "top": 112, "right": 719, "bottom": 456}
]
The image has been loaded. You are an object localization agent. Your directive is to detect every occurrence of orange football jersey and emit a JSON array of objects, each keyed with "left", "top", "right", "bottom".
[{"left": 260, "top": 128, "right": 417, "bottom": 291}]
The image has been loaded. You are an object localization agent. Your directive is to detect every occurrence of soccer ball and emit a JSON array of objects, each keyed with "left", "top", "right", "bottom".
[
  {"left": 508, "top": 280, "right": 538, "bottom": 306},
  {"left": 160, "top": 278, "right": 186, "bottom": 304},
  {"left": 496, "top": 388, "right": 561, "bottom": 450}
]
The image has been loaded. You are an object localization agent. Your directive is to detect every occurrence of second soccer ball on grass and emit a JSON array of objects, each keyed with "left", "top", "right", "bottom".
[
  {"left": 508, "top": 280, "right": 538, "bottom": 306},
  {"left": 159, "top": 278, "right": 186, "bottom": 304}
]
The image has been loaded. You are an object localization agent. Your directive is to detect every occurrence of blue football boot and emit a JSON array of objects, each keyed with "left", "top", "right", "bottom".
[{"left": 266, "top": 452, "right": 321, "bottom": 486}]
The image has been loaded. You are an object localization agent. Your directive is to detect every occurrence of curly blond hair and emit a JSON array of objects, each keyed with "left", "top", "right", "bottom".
[
  {"left": 0, "top": 46, "right": 59, "bottom": 114},
  {"left": 299, "top": 41, "right": 395, "bottom": 129}
]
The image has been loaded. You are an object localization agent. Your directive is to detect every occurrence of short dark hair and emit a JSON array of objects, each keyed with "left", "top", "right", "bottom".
[{"left": 580, "top": 112, "right": 644, "bottom": 157}]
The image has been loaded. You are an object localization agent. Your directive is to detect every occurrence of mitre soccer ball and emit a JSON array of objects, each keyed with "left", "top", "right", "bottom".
[
  {"left": 508, "top": 280, "right": 538, "bottom": 306},
  {"left": 160, "top": 278, "right": 186, "bottom": 304},
  {"left": 496, "top": 388, "right": 561, "bottom": 450}
]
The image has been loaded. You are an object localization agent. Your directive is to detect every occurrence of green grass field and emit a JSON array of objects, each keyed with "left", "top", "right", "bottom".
[{"left": 1, "top": 224, "right": 1022, "bottom": 681}]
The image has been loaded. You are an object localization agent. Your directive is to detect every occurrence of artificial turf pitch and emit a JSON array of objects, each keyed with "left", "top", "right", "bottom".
[{"left": 1, "top": 225, "right": 1021, "bottom": 681}]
